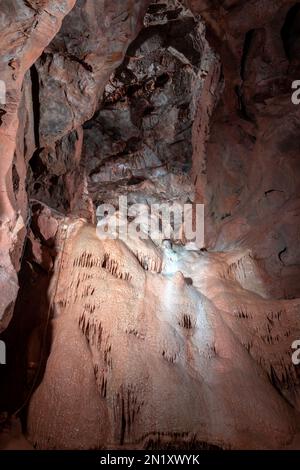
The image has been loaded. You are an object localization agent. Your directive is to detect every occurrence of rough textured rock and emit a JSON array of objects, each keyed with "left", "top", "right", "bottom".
[
  {"left": 28, "top": 0, "right": 151, "bottom": 214},
  {"left": 0, "top": 0, "right": 77, "bottom": 331},
  {"left": 0, "top": 0, "right": 150, "bottom": 329},
  {"left": 26, "top": 218, "right": 300, "bottom": 449},
  {"left": 0, "top": 415, "right": 32, "bottom": 450},
  {"left": 38, "top": 0, "right": 150, "bottom": 146},
  {"left": 185, "top": 0, "right": 300, "bottom": 299},
  {"left": 83, "top": 3, "right": 220, "bottom": 190},
  {"left": 0, "top": 0, "right": 300, "bottom": 452}
]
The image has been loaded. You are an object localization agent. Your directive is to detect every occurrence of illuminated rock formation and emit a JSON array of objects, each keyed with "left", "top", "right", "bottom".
[
  {"left": 0, "top": 0, "right": 300, "bottom": 451},
  {"left": 26, "top": 217, "right": 300, "bottom": 449}
]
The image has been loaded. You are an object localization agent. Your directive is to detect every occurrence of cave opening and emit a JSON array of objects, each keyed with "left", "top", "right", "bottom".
[
  {"left": 30, "top": 64, "right": 40, "bottom": 149},
  {"left": 281, "top": 3, "right": 300, "bottom": 61}
]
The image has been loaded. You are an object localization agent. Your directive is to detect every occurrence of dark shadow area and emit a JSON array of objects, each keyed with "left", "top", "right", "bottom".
[
  {"left": 0, "top": 220, "right": 56, "bottom": 430},
  {"left": 281, "top": 3, "right": 300, "bottom": 61}
]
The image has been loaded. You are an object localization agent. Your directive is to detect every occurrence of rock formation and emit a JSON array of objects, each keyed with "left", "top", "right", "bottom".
[{"left": 0, "top": 0, "right": 300, "bottom": 450}]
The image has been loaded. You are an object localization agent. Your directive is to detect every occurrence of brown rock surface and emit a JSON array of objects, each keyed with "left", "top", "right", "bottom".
[
  {"left": 0, "top": 0, "right": 299, "bottom": 451},
  {"left": 0, "top": 0, "right": 76, "bottom": 331},
  {"left": 26, "top": 219, "right": 300, "bottom": 449},
  {"left": 186, "top": 0, "right": 300, "bottom": 299}
]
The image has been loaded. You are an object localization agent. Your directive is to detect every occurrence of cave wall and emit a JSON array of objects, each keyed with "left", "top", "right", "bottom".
[
  {"left": 28, "top": 0, "right": 151, "bottom": 214},
  {"left": 2, "top": 1, "right": 299, "bottom": 329},
  {"left": 0, "top": 0, "right": 77, "bottom": 332},
  {"left": 186, "top": 0, "right": 300, "bottom": 299},
  {"left": 0, "top": 0, "right": 151, "bottom": 330},
  {"left": 0, "top": 0, "right": 300, "bottom": 451},
  {"left": 3, "top": 0, "right": 299, "bottom": 329}
]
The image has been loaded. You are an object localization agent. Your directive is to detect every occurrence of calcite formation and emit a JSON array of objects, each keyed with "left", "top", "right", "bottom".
[
  {"left": 0, "top": 0, "right": 300, "bottom": 451},
  {"left": 26, "top": 217, "right": 300, "bottom": 449}
]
